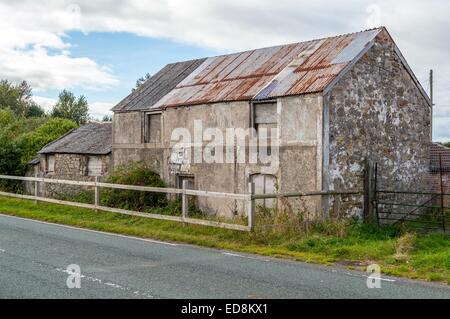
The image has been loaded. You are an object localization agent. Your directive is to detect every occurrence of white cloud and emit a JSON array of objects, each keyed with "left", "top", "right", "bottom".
[
  {"left": 434, "top": 117, "right": 450, "bottom": 142},
  {"left": 1, "top": 0, "right": 450, "bottom": 139},
  {"left": 89, "top": 101, "right": 115, "bottom": 118},
  {"left": 32, "top": 96, "right": 56, "bottom": 112},
  {"left": 0, "top": 47, "right": 118, "bottom": 92},
  {"left": 0, "top": 1, "right": 118, "bottom": 92}
]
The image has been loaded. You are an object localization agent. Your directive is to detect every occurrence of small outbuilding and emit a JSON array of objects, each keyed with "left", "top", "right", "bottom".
[
  {"left": 429, "top": 143, "right": 450, "bottom": 207},
  {"left": 31, "top": 122, "right": 112, "bottom": 197}
]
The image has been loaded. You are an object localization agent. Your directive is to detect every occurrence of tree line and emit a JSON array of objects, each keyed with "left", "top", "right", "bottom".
[
  {"left": 0, "top": 80, "right": 96, "bottom": 190},
  {"left": 0, "top": 80, "right": 92, "bottom": 125},
  {"left": 0, "top": 72, "right": 153, "bottom": 188}
]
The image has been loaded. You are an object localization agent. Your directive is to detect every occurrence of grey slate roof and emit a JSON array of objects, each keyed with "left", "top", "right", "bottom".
[
  {"left": 112, "top": 58, "right": 206, "bottom": 112},
  {"left": 39, "top": 122, "right": 112, "bottom": 155},
  {"left": 28, "top": 157, "right": 40, "bottom": 165}
]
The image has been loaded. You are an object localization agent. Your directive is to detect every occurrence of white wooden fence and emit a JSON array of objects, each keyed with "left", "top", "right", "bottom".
[
  {"left": 0, "top": 174, "right": 364, "bottom": 232},
  {"left": 0, "top": 174, "right": 254, "bottom": 232}
]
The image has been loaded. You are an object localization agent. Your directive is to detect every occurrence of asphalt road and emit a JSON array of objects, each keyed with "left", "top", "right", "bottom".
[{"left": 0, "top": 213, "right": 449, "bottom": 299}]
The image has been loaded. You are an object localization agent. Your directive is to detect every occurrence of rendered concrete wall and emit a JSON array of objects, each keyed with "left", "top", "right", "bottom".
[
  {"left": 113, "top": 112, "right": 142, "bottom": 144},
  {"left": 278, "top": 94, "right": 323, "bottom": 217},
  {"left": 162, "top": 101, "right": 250, "bottom": 216},
  {"left": 112, "top": 97, "right": 323, "bottom": 218}
]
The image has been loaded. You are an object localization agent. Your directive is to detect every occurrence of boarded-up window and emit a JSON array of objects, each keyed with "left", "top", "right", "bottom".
[
  {"left": 145, "top": 113, "right": 161, "bottom": 143},
  {"left": 176, "top": 175, "right": 194, "bottom": 189},
  {"left": 251, "top": 174, "right": 276, "bottom": 208},
  {"left": 47, "top": 155, "right": 55, "bottom": 173},
  {"left": 176, "top": 174, "right": 194, "bottom": 200},
  {"left": 254, "top": 103, "right": 277, "bottom": 135},
  {"left": 87, "top": 156, "right": 102, "bottom": 176}
]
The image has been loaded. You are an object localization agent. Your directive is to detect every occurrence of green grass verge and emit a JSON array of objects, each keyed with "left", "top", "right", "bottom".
[{"left": 0, "top": 195, "right": 449, "bottom": 284}]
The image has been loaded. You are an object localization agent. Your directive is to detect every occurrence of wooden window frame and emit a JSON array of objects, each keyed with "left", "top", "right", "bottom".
[
  {"left": 46, "top": 154, "right": 55, "bottom": 173},
  {"left": 143, "top": 112, "right": 162, "bottom": 144},
  {"left": 86, "top": 155, "right": 103, "bottom": 177}
]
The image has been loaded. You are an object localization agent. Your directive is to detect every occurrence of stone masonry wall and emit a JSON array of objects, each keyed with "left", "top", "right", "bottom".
[
  {"left": 38, "top": 153, "right": 110, "bottom": 198},
  {"left": 326, "top": 29, "right": 431, "bottom": 218}
]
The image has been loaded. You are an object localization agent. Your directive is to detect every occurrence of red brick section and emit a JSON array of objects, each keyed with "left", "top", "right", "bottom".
[{"left": 429, "top": 143, "right": 450, "bottom": 206}]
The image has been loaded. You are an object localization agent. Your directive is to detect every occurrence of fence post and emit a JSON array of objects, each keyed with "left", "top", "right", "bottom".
[
  {"left": 34, "top": 171, "right": 39, "bottom": 204},
  {"left": 247, "top": 182, "right": 255, "bottom": 231},
  {"left": 182, "top": 179, "right": 189, "bottom": 224},
  {"left": 363, "top": 158, "right": 374, "bottom": 222},
  {"left": 94, "top": 176, "right": 100, "bottom": 212},
  {"left": 374, "top": 163, "right": 379, "bottom": 226},
  {"left": 439, "top": 154, "right": 446, "bottom": 232}
]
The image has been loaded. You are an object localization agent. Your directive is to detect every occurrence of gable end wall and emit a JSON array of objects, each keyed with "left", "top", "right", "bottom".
[{"left": 326, "top": 30, "right": 431, "bottom": 217}]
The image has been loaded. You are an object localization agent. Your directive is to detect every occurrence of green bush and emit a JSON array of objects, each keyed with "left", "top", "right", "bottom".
[
  {"left": 17, "top": 117, "right": 78, "bottom": 163},
  {"left": 0, "top": 141, "right": 26, "bottom": 192},
  {"left": 101, "top": 162, "right": 167, "bottom": 211}
]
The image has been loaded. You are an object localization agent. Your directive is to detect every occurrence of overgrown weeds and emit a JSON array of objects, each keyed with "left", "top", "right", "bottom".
[
  {"left": 394, "top": 232, "right": 416, "bottom": 261},
  {"left": 253, "top": 196, "right": 357, "bottom": 240}
]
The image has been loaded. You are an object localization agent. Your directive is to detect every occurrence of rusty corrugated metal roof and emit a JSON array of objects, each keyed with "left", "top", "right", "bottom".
[{"left": 153, "top": 28, "right": 382, "bottom": 109}]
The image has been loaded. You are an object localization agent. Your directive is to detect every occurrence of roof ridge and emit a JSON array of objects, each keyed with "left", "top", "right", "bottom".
[{"left": 186, "top": 27, "right": 385, "bottom": 62}]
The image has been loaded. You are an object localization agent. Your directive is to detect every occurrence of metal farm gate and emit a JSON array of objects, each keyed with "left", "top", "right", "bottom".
[{"left": 369, "top": 151, "right": 450, "bottom": 233}]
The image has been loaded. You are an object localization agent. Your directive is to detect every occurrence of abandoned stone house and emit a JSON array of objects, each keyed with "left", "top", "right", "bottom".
[
  {"left": 429, "top": 143, "right": 450, "bottom": 207},
  {"left": 28, "top": 122, "right": 112, "bottom": 197},
  {"left": 111, "top": 27, "right": 431, "bottom": 218}
]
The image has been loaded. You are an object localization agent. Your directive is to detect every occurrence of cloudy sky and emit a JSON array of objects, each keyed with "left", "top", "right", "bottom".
[{"left": 1, "top": 0, "right": 449, "bottom": 141}]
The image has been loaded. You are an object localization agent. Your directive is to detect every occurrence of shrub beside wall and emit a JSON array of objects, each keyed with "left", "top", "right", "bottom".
[{"left": 101, "top": 162, "right": 167, "bottom": 211}]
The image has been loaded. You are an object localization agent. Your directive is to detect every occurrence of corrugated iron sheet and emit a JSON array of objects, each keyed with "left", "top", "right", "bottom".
[{"left": 153, "top": 28, "right": 383, "bottom": 108}]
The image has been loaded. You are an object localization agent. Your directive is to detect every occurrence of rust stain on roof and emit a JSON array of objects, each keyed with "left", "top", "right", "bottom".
[{"left": 151, "top": 28, "right": 383, "bottom": 109}]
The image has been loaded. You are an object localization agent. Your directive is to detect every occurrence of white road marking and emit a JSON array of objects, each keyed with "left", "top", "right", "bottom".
[
  {"left": 378, "top": 277, "right": 397, "bottom": 282},
  {"left": 343, "top": 271, "right": 396, "bottom": 282},
  {"left": 56, "top": 268, "right": 154, "bottom": 298},
  {"left": 221, "top": 251, "right": 270, "bottom": 262},
  {"left": 0, "top": 213, "right": 178, "bottom": 246},
  {"left": 0, "top": 248, "right": 5, "bottom": 253}
]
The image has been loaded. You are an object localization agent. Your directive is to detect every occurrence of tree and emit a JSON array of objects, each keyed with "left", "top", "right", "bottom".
[
  {"left": 444, "top": 142, "right": 450, "bottom": 148},
  {"left": 102, "top": 114, "right": 112, "bottom": 122},
  {"left": 25, "top": 103, "right": 45, "bottom": 118},
  {"left": 0, "top": 80, "right": 35, "bottom": 117},
  {"left": 0, "top": 141, "right": 26, "bottom": 192},
  {"left": 17, "top": 118, "right": 78, "bottom": 163},
  {"left": 133, "top": 73, "right": 151, "bottom": 92},
  {"left": 51, "top": 90, "right": 89, "bottom": 125}
]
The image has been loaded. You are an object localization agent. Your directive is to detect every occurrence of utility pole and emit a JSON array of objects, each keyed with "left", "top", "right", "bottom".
[
  {"left": 430, "top": 69, "right": 434, "bottom": 105},
  {"left": 430, "top": 69, "right": 434, "bottom": 140}
]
